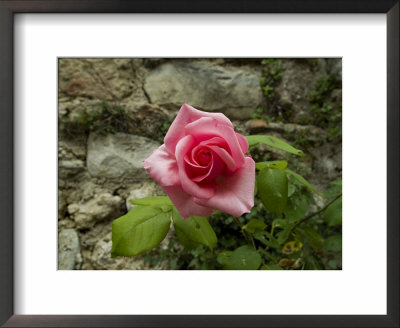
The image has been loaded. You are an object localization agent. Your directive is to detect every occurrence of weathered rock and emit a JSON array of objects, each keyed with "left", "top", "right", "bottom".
[
  {"left": 310, "top": 143, "right": 342, "bottom": 189},
  {"left": 59, "top": 159, "right": 85, "bottom": 178},
  {"left": 87, "top": 132, "right": 160, "bottom": 179},
  {"left": 58, "top": 97, "right": 102, "bottom": 120},
  {"left": 327, "top": 58, "right": 342, "bottom": 81},
  {"left": 58, "top": 229, "right": 82, "bottom": 270},
  {"left": 58, "top": 58, "right": 140, "bottom": 101},
  {"left": 58, "top": 219, "right": 76, "bottom": 230},
  {"left": 90, "top": 232, "right": 146, "bottom": 270},
  {"left": 245, "top": 119, "right": 268, "bottom": 133},
  {"left": 274, "top": 59, "right": 326, "bottom": 121},
  {"left": 126, "top": 181, "right": 164, "bottom": 211},
  {"left": 68, "top": 193, "right": 123, "bottom": 229},
  {"left": 246, "top": 121, "right": 327, "bottom": 142},
  {"left": 58, "top": 135, "right": 88, "bottom": 178},
  {"left": 88, "top": 230, "right": 171, "bottom": 270},
  {"left": 144, "top": 61, "right": 262, "bottom": 119}
]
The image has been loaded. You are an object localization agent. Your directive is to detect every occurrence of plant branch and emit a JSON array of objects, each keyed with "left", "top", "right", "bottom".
[
  {"left": 232, "top": 216, "right": 257, "bottom": 250},
  {"left": 288, "top": 193, "right": 342, "bottom": 237}
]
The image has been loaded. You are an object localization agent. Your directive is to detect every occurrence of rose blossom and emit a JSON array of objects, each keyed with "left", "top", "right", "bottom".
[{"left": 143, "top": 104, "right": 255, "bottom": 219}]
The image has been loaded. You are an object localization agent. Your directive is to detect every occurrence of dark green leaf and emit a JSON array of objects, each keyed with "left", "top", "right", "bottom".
[
  {"left": 254, "top": 231, "right": 281, "bottom": 249},
  {"left": 258, "top": 167, "right": 288, "bottom": 215},
  {"left": 272, "top": 218, "right": 290, "bottom": 230},
  {"left": 285, "top": 169, "right": 323, "bottom": 196},
  {"left": 246, "top": 135, "right": 304, "bottom": 157},
  {"left": 323, "top": 235, "right": 342, "bottom": 252},
  {"left": 324, "top": 196, "right": 342, "bottom": 227},
  {"left": 324, "top": 179, "right": 342, "bottom": 198},
  {"left": 172, "top": 208, "right": 217, "bottom": 251},
  {"left": 111, "top": 206, "right": 171, "bottom": 257},
  {"left": 224, "top": 245, "right": 262, "bottom": 270},
  {"left": 328, "top": 259, "right": 338, "bottom": 269},
  {"left": 284, "top": 193, "right": 309, "bottom": 222},
  {"left": 299, "top": 225, "right": 324, "bottom": 250},
  {"left": 217, "top": 251, "right": 232, "bottom": 265}
]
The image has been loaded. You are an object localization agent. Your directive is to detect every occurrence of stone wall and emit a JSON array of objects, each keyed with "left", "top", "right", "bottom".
[{"left": 58, "top": 58, "right": 342, "bottom": 270}]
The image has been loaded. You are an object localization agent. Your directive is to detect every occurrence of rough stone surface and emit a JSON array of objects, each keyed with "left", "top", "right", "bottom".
[
  {"left": 246, "top": 121, "right": 327, "bottom": 142},
  {"left": 126, "top": 181, "right": 164, "bottom": 211},
  {"left": 58, "top": 135, "right": 87, "bottom": 179},
  {"left": 68, "top": 193, "right": 124, "bottom": 229},
  {"left": 79, "top": 223, "right": 170, "bottom": 270},
  {"left": 144, "top": 61, "right": 262, "bottom": 119},
  {"left": 59, "top": 58, "right": 140, "bottom": 101},
  {"left": 87, "top": 132, "right": 160, "bottom": 179},
  {"left": 274, "top": 59, "right": 327, "bottom": 121},
  {"left": 58, "top": 229, "right": 82, "bottom": 270},
  {"left": 89, "top": 232, "right": 155, "bottom": 270}
]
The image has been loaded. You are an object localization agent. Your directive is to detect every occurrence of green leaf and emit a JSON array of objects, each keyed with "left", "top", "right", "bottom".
[
  {"left": 255, "top": 160, "right": 288, "bottom": 171},
  {"left": 172, "top": 208, "right": 217, "bottom": 251},
  {"left": 324, "top": 196, "right": 342, "bottom": 227},
  {"left": 258, "top": 167, "right": 288, "bottom": 215},
  {"left": 260, "top": 264, "right": 283, "bottom": 270},
  {"left": 224, "top": 245, "right": 262, "bottom": 270},
  {"left": 254, "top": 231, "right": 281, "bottom": 249},
  {"left": 284, "top": 193, "right": 309, "bottom": 222},
  {"left": 244, "top": 218, "right": 267, "bottom": 233},
  {"left": 131, "top": 196, "right": 173, "bottom": 206},
  {"left": 111, "top": 206, "right": 171, "bottom": 257},
  {"left": 328, "top": 259, "right": 338, "bottom": 269},
  {"left": 217, "top": 251, "right": 233, "bottom": 265},
  {"left": 272, "top": 218, "right": 290, "bottom": 229},
  {"left": 323, "top": 235, "right": 342, "bottom": 252},
  {"left": 299, "top": 225, "right": 324, "bottom": 250},
  {"left": 285, "top": 169, "right": 323, "bottom": 196},
  {"left": 246, "top": 135, "right": 304, "bottom": 157},
  {"left": 324, "top": 179, "right": 342, "bottom": 198}
]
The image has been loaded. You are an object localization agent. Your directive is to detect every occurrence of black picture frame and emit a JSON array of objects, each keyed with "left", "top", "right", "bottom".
[{"left": 0, "top": 1, "right": 398, "bottom": 327}]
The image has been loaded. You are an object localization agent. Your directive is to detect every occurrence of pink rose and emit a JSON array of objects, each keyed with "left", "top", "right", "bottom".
[{"left": 143, "top": 104, "right": 255, "bottom": 219}]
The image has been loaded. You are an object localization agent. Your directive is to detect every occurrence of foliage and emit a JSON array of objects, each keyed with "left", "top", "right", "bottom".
[
  {"left": 59, "top": 100, "right": 173, "bottom": 143},
  {"left": 309, "top": 75, "right": 342, "bottom": 141},
  {"left": 59, "top": 100, "right": 135, "bottom": 136},
  {"left": 255, "top": 59, "right": 285, "bottom": 122},
  {"left": 259, "top": 59, "right": 283, "bottom": 100},
  {"left": 111, "top": 135, "right": 342, "bottom": 270}
]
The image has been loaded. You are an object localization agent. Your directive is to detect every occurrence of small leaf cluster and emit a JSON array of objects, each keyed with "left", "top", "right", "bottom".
[
  {"left": 259, "top": 59, "right": 283, "bottom": 100},
  {"left": 254, "top": 59, "right": 285, "bottom": 123},
  {"left": 111, "top": 197, "right": 217, "bottom": 259},
  {"left": 59, "top": 101, "right": 134, "bottom": 136},
  {"left": 111, "top": 134, "right": 341, "bottom": 270},
  {"left": 308, "top": 75, "right": 342, "bottom": 141}
]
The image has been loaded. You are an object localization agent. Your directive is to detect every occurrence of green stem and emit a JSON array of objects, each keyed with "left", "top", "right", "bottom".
[
  {"left": 233, "top": 216, "right": 257, "bottom": 250},
  {"left": 288, "top": 193, "right": 342, "bottom": 237}
]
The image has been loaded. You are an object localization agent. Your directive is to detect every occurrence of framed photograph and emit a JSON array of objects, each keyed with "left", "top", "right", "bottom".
[{"left": 1, "top": 1, "right": 398, "bottom": 327}]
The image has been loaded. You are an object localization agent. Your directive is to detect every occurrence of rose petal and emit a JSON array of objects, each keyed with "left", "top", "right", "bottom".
[
  {"left": 185, "top": 117, "right": 246, "bottom": 169},
  {"left": 191, "top": 152, "right": 224, "bottom": 182},
  {"left": 143, "top": 144, "right": 180, "bottom": 187},
  {"left": 184, "top": 154, "right": 211, "bottom": 177},
  {"left": 193, "top": 137, "right": 236, "bottom": 171},
  {"left": 207, "top": 145, "right": 236, "bottom": 171},
  {"left": 164, "top": 104, "right": 233, "bottom": 154},
  {"left": 164, "top": 186, "right": 214, "bottom": 219},
  {"left": 175, "top": 135, "right": 214, "bottom": 199},
  {"left": 193, "top": 157, "right": 255, "bottom": 217},
  {"left": 236, "top": 133, "right": 249, "bottom": 153}
]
